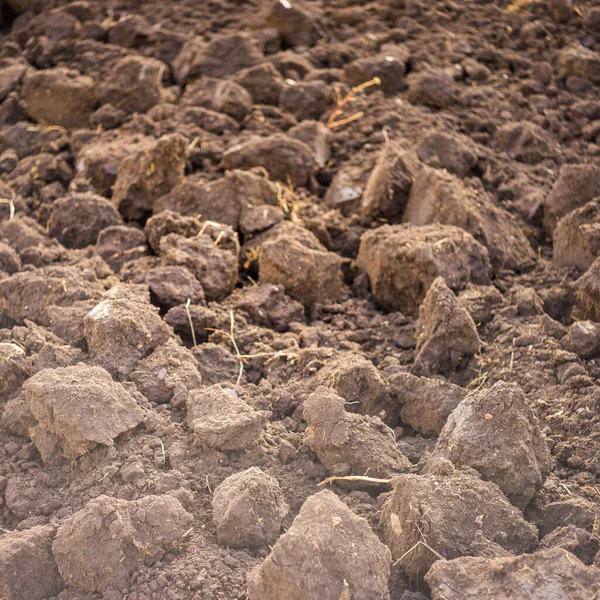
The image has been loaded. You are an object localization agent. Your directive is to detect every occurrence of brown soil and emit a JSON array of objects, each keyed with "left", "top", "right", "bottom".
[{"left": 1, "top": 0, "right": 600, "bottom": 598}]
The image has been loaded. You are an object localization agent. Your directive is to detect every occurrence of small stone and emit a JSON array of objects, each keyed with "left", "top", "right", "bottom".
[{"left": 212, "top": 467, "right": 288, "bottom": 548}]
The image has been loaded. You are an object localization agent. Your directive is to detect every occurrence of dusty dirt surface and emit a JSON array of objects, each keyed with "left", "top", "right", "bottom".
[{"left": 2, "top": 0, "right": 600, "bottom": 598}]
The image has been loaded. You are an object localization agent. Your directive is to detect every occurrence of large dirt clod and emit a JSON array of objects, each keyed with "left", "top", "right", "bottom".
[
  {"left": 84, "top": 285, "right": 172, "bottom": 378},
  {"left": 387, "top": 372, "right": 467, "bottom": 437},
  {"left": 98, "top": 55, "right": 165, "bottom": 114},
  {"left": 381, "top": 472, "right": 539, "bottom": 581},
  {"left": 21, "top": 67, "right": 97, "bottom": 129},
  {"left": 223, "top": 134, "right": 317, "bottom": 187},
  {"left": 247, "top": 489, "right": 392, "bottom": 600},
  {"left": 426, "top": 548, "right": 600, "bottom": 600},
  {"left": 403, "top": 166, "right": 536, "bottom": 273},
  {"left": 423, "top": 381, "right": 551, "bottom": 509},
  {"left": 412, "top": 277, "right": 480, "bottom": 377},
  {"left": 212, "top": 467, "right": 289, "bottom": 548},
  {"left": 186, "top": 384, "right": 269, "bottom": 451},
  {"left": 257, "top": 221, "right": 343, "bottom": 307},
  {"left": 544, "top": 164, "right": 600, "bottom": 233},
  {"left": 0, "top": 525, "right": 63, "bottom": 600},
  {"left": 23, "top": 364, "right": 145, "bottom": 462},
  {"left": 553, "top": 198, "right": 600, "bottom": 270},
  {"left": 52, "top": 494, "right": 193, "bottom": 593},
  {"left": 303, "top": 386, "right": 412, "bottom": 479},
  {"left": 47, "top": 192, "right": 123, "bottom": 249},
  {"left": 112, "top": 133, "right": 188, "bottom": 221},
  {"left": 359, "top": 142, "right": 420, "bottom": 224},
  {"left": 357, "top": 224, "right": 491, "bottom": 315}
]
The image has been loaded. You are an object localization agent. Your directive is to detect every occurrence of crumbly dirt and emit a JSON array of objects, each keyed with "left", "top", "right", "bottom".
[{"left": 2, "top": 0, "right": 600, "bottom": 598}]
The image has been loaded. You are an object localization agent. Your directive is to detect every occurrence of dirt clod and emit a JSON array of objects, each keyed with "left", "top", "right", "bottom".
[
  {"left": 212, "top": 466, "right": 288, "bottom": 548},
  {"left": 186, "top": 384, "right": 268, "bottom": 451},
  {"left": 426, "top": 548, "right": 600, "bottom": 600},
  {"left": 0, "top": 525, "right": 63, "bottom": 600},
  {"left": 23, "top": 364, "right": 145, "bottom": 462},
  {"left": 303, "top": 386, "right": 412, "bottom": 479},
  {"left": 424, "top": 381, "right": 551, "bottom": 509},
  {"left": 412, "top": 277, "right": 480, "bottom": 377},
  {"left": 357, "top": 224, "right": 491, "bottom": 314},
  {"left": 247, "top": 489, "right": 392, "bottom": 600},
  {"left": 52, "top": 494, "right": 193, "bottom": 593},
  {"left": 381, "top": 471, "right": 539, "bottom": 581}
]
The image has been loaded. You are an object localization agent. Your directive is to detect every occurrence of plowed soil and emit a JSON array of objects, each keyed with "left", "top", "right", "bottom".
[{"left": 1, "top": 0, "right": 600, "bottom": 599}]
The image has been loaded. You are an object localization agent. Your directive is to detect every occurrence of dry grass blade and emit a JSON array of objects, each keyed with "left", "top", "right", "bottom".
[
  {"left": 318, "top": 475, "right": 392, "bottom": 486},
  {"left": 506, "top": 0, "right": 534, "bottom": 13},
  {"left": 205, "top": 312, "right": 245, "bottom": 387},
  {"left": 184, "top": 298, "right": 197, "bottom": 348},
  {"left": 326, "top": 77, "right": 381, "bottom": 130},
  {"left": 0, "top": 187, "right": 16, "bottom": 220},
  {"left": 393, "top": 540, "right": 447, "bottom": 565},
  {"left": 229, "top": 310, "right": 244, "bottom": 388}
]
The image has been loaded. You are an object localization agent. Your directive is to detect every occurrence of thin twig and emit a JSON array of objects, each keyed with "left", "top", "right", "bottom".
[{"left": 318, "top": 475, "right": 392, "bottom": 487}]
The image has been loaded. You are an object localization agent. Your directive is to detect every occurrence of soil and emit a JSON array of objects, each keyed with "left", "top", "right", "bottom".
[{"left": 1, "top": 0, "right": 600, "bottom": 598}]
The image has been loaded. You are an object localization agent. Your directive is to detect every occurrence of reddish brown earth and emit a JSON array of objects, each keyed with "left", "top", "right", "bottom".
[{"left": 2, "top": 0, "right": 600, "bottom": 598}]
